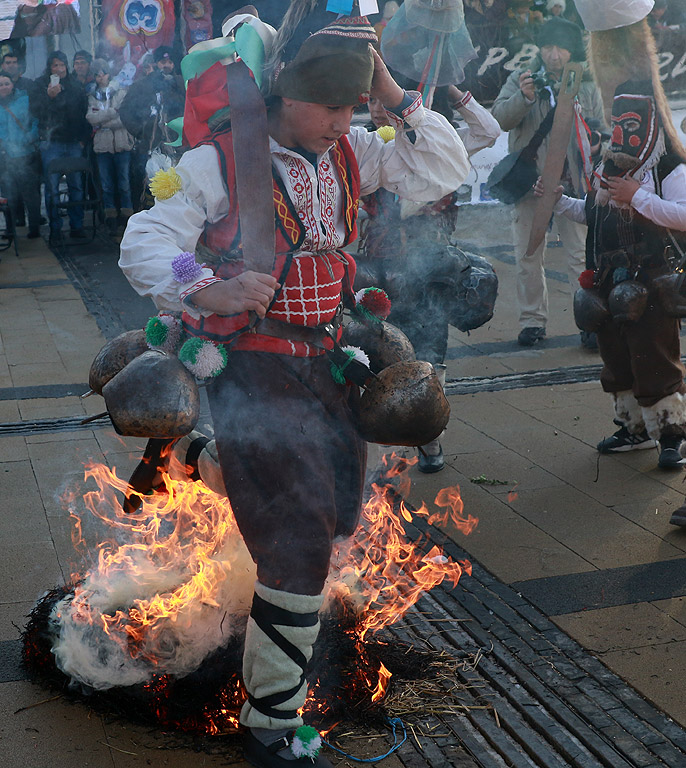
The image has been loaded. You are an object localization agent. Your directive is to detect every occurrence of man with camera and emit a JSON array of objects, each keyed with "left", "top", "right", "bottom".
[{"left": 492, "top": 17, "right": 605, "bottom": 348}]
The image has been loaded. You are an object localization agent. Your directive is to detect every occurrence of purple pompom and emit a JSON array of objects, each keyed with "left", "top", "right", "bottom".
[{"left": 172, "top": 252, "right": 205, "bottom": 284}]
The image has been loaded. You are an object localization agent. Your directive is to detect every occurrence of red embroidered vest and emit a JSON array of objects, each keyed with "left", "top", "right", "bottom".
[{"left": 182, "top": 129, "right": 361, "bottom": 357}]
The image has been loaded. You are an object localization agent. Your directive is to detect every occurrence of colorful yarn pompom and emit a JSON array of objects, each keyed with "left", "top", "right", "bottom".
[
  {"left": 355, "top": 287, "right": 392, "bottom": 321},
  {"left": 330, "top": 346, "right": 370, "bottom": 384},
  {"left": 149, "top": 167, "right": 183, "bottom": 200},
  {"left": 290, "top": 726, "right": 322, "bottom": 760},
  {"left": 145, "top": 313, "right": 182, "bottom": 353},
  {"left": 178, "top": 338, "right": 227, "bottom": 378},
  {"left": 578, "top": 270, "right": 595, "bottom": 291},
  {"left": 172, "top": 252, "right": 205, "bottom": 284},
  {"left": 376, "top": 125, "right": 396, "bottom": 143}
]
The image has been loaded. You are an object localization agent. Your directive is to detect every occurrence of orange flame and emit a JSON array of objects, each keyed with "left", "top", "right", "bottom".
[
  {"left": 371, "top": 662, "right": 392, "bottom": 702},
  {"left": 57, "top": 450, "right": 477, "bottom": 722},
  {"left": 329, "top": 454, "right": 476, "bottom": 640}
]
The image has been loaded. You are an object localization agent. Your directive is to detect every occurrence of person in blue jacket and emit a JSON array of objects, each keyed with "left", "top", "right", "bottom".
[{"left": 0, "top": 73, "right": 40, "bottom": 238}]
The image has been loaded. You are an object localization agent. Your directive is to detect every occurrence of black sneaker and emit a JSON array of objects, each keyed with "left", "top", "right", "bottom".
[
  {"left": 580, "top": 331, "right": 599, "bottom": 350},
  {"left": 517, "top": 327, "right": 546, "bottom": 347},
  {"left": 597, "top": 426, "right": 656, "bottom": 453},
  {"left": 658, "top": 435, "right": 685, "bottom": 469},
  {"left": 70, "top": 228, "right": 86, "bottom": 239}
]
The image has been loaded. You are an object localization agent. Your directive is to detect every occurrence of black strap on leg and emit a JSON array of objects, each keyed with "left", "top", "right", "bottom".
[
  {"left": 246, "top": 592, "right": 319, "bottom": 720},
  {"left": 185, "top": 435, "right": 210, "bottom": 481}
]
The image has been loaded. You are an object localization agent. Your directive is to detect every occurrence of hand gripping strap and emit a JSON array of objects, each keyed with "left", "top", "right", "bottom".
[{"left": 246, "top": 592, "right": 319, "bottom": 720}]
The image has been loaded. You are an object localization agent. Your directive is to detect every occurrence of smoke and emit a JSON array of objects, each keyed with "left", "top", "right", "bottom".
[{"left": 51, "top": 528, "right": 256, "bottom": 691}]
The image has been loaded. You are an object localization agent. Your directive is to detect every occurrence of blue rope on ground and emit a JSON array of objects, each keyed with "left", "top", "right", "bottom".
[{"left": 322, "top": 717, "right": 407, "bottom": 763}]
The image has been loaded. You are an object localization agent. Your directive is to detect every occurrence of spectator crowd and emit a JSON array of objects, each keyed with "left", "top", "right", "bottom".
[{"left": 0, "top": 44, "right": 184, "bottom": 244}]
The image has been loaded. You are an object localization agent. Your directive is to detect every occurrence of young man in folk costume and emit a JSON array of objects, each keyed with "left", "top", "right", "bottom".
[
  {"left": 548, "top": 5, "right": 686, "bottom": 474},
  {"left": 119, "top": 10, "right": 469, "bottom": 767}
]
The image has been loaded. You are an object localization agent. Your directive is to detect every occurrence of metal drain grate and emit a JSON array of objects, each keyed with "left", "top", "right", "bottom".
[
  {"left": 380, "top": 516, "right": 686, "bottom": 768},
  {"left": 0, "top": 414, "right": 111, "bottom": 436}
]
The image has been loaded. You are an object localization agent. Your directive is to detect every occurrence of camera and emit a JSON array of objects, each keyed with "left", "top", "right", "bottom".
[{"left": 531, "top": 68, "right": 554, "bottom": 95}]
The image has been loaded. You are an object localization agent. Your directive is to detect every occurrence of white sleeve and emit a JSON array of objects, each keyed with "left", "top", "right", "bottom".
[
  {"left": 454, "top": 94, "right": 501, "bottom": 157},
  {"left": 119, "top": 144, "right": 229, "bottom": 318},
  {"left": 554, "top": 194, "right": 586, "bottom": 223},
  {"left": 348, "top": 92, "right": 470, "bottom": 201},
  {"left": 631, "top": 164, "right": 686, "bottom": 231}
]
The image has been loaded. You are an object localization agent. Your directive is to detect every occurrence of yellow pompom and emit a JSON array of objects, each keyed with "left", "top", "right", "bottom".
[
  {"left": 376, "top": 125, "right": 396, "bottom": 143},
  {"left": 149, "top": 167, "right": 183, "bottom": 200}
]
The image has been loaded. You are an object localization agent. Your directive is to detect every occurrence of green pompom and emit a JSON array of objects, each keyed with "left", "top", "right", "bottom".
[
  {"left": 145, "top": 316, "right": 169, "bottom": 348},
  {"left": 291, "top": 725, "right": 322, "bottom": 759},
  {"left": 330, "top": 348, "right": 356, "bottom": 385},
  {"left": 178, "top": 338, "right": 227, "bottom": 378}
]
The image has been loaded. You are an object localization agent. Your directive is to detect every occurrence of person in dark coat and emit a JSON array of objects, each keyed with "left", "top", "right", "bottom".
[
  {"left": 119, "top": 46, "right": 185, "bottom": 210},
  {"left": 31, "top": 50, "right": 90, "bottom": 242}
]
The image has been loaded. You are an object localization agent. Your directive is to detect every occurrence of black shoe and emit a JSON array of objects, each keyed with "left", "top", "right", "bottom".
[
  {"left": 597, "top": 425, "right": 656, "bottom": 453},
  {"left": 243, "top": 731, "right": 333, "bottom": 768},
  {"left": 517, "top": 327, "right": 546, "bottom": 347},
  {"left": 418, "top": 444, "right": 445, "bottom": 473},
  {"left": 27, "top": 228, "right": 40, "bottom": 239},
  {"left": 658, "top": 435, "right": 685, "bottom": 469},
  {"left": 70, "top": 228, "right": 86, "bottom": 239},
  {"left": 48, "top": 230, "right": 63, "bottom": 246},
  {"left": 669, "top": 501, "right": 686, "bottom": 526},
  {"left": 580, "top": 331, "right": 598, "bottom": 350}
]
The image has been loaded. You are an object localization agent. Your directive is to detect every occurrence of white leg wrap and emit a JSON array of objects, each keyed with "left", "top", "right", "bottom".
[
  {"left": 642, "top": 392, "right": 686, "bottom": 440},
  {"left": 168, "top": 431, "right": 227, "bottom": 497},
  {"left": 241, "top": 582, "right": 323, "bottom": 730},
  {"left": 613, "top": 391, "right": 645, "bottom": 435}
]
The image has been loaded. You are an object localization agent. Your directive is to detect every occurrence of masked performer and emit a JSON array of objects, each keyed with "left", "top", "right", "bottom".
[
  {"left": 119, "top": 9, "right": 469, "bottom": 767},
  {"left": 551, "top": 70, "right": 686, "bottom": 471}
]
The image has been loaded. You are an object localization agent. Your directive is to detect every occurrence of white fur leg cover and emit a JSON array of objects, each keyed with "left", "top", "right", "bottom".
[
  {"left": 241, "top": 582, "right": 323, "bottom": 730},
  {"left": 642, "top": 391, "right": 686, "bottom": 440},
  {"left": 168, "top": 430, "right": 227, "bottom": 496},
  {"left": 613, "top": 391, "right": 645, "bottom": 435}
]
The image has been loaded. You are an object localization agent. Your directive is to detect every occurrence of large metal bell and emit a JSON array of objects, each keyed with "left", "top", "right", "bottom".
[
  {"left": 573, "top": 287, "right": 611, "bottom": 332},
  {"left": 356, "top": 360, "right": 450, "bottom": 446},
  {"left": 89, "top": 329, "right": 149, "bottom": 395},
  {"left": 608, "top": 280, "right": 648, "bottom": 323},
  {"left": 103, "top": 350, "right": 200, "bottom": 438},
  {"left": 341, "top": 320, "right": 415, "bottom": 374},
  {"left": 651, "top": 272, "right": 686, "bottom": 318}
]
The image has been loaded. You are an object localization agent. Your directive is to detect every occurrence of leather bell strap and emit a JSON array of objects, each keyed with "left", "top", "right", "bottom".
[{"left": 225, "top": 61, "right": 276, "bottom": 277}]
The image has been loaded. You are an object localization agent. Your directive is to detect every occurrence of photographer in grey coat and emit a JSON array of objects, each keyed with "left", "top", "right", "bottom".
[{"left": 492, "top": 17, "right": 605, "bottom": 348}]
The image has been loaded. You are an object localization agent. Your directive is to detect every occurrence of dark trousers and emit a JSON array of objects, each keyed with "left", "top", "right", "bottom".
[
  {"left": 597, "top": 284, "right": 686, "bottom": 408},
  {"left": 0, "top": 152, "right": 41, "bottom": 231},
  {"left": 96, "top": 151, "right": 132, "bottom": 211},
  {"left": 207, "top": 351, "right": 367, "bottom": 596},
  {"left": 40, "top": 140, "right": 83, "bottom": 233}
]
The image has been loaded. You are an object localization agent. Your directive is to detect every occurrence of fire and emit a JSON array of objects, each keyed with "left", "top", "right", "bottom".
[
  {"left": 329, "top": 455, "right": 476, "bottom": 640},
  {"left": 371, "top": 662, "right": 392, "bottom": 702},
  {"left": 41, "top": 450, "right": 476, "bottom": 730}
]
